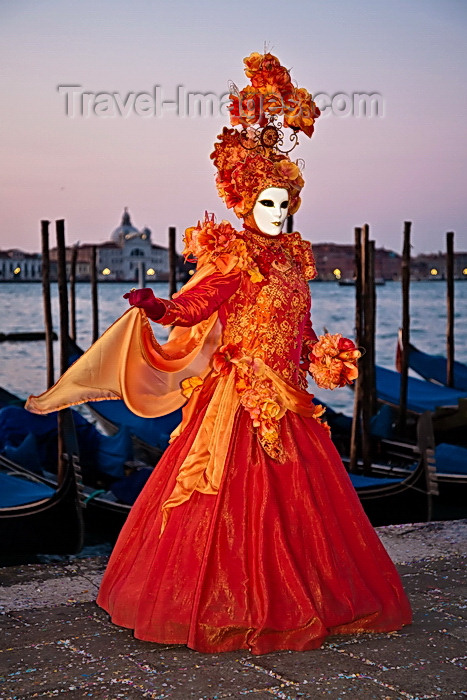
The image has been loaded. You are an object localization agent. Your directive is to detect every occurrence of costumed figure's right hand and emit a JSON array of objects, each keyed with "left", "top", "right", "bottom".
[{"left": 123, "top": 288, "right": 166, "bottom": 321}]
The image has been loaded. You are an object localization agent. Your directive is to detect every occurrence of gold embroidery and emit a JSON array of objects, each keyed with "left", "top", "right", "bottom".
[{"left": 222, "top": 260, "right": 310, "bottom": 385}]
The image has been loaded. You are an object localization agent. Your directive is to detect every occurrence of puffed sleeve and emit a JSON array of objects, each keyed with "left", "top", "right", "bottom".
[{"left": 146, "top": 269, "right": 241, "bottom": 327}]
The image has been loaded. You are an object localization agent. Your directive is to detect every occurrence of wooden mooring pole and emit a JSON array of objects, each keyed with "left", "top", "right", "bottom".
[
  {"left": 55, "top": 219, "right": 69, "bottom": 486},
  {"left": 446, "top": 231, "right": 455, "bottom": 387},
  {"left": 398, "top": 221, "right": 411, "bottom": 436},
  {"left": 41, "top": 220, "right": 54, "bottom": 389},
  {"left": 69, "top": 244, "right": 78, "bottom": 342},
  {"left": 367, "top": 237, "right": 377, "bottom": 416},
  {"left": 349, "top": 227, "right": 362, "bottom": 472},
  {"left": 90, "top": 245, "right": 99, "bottom": 343},
  {"left": 137, "top": 261, "right": 145, "bottom": 289},
  {"left": 56, "top": 221, "right": 69, "bottom": 377},
  {"left": 168, "top": 227, "right": 177, "bottom": 299},
  {"left": 360, "top": 224, "right": 374, "bottom": 474}
]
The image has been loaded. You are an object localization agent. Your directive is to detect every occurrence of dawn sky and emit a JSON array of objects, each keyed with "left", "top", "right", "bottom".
[{"left": 1, "top": 0, "right": 466, "bottom": 256}]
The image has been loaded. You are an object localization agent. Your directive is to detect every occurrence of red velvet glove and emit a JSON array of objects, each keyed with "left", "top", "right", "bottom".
[{"left": 123, "top": 288, "right": 166, "bottom": 321}]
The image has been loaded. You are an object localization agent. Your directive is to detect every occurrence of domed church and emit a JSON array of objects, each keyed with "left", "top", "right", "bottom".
[{"left": 97, "top": 208, "right": 170, "bottom": 281}]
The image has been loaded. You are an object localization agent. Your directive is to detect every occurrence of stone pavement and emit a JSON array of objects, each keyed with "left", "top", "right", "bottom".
[{"left": 1, "top": 520, "right": 466, "bottom": 700}]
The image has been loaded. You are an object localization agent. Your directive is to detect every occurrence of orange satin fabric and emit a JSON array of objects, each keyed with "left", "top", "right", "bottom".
[
  {"left": 26, "top": 307, "right": 220, "bottom": 417},
  {"left": 160, "top": 369, "right": 240, "bottom": 532},
  {"left": 25, "top": 264, "right": 237, "bottom": 418}
]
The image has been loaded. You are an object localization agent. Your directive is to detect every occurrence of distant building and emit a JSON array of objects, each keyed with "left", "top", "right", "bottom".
[
  {"left": 312, "top": 243, "right": 401, "bottom": 281},
  {"left": 312, "top": 243, "right": 355, "bottom": 281},
  {"left": 0, "top": 249, "right": 42, "bottom": 281},
  {"left": 49, "top": 208, "right": 171, "bottom": 282},
  {"left": 312, "top": 243, "right": 467, "bottom": 282},
  {"left": 99, "top": 208, "right": 170, "bottom": 281},
  {"left": 411, "top": 252, "right": 467, "bottom": 280}
]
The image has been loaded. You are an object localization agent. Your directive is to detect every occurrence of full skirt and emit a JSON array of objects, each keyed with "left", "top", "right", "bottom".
[{"left": 97, "top": 398, "right": 412, "bottom": 655}]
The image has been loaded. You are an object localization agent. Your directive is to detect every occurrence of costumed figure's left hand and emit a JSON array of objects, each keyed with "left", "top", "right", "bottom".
[
  {"left": 308, "top": 333, "right": 361, "bottom": 390},
  {"left": 123, "top": 288, "right": 166, "bottom": 321}
]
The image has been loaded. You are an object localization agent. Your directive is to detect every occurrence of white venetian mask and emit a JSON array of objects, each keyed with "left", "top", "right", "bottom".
[{"left": 252, "top": 187, "right": 289, "bottom": 236}]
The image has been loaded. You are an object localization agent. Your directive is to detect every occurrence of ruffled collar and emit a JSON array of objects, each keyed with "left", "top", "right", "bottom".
[{"left": 242, "top": 225, "right": 317, "bottom": 281}]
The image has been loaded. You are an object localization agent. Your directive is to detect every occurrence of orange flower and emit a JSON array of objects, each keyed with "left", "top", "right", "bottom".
[
  {"left": 221, "top": 182, "right": 244, "bottom": 211},
  {"left": 311, "top": 333, "right": 341, "bottom": 359},
  {"left": 212, "top": 343, "right": 243, "bottom": 375},
  {"left": 181, "top": 376, "right": 204, "bottom": 399},
  {"left": 312, "top": 402, "right": 326, "bottom": 420},
  {"left": 183, "top": 213, "right": 265, "bottom": 284},
  {"left": 283, "top": 88, "right": 320, "bottom": 138},
  {"left": 210, "top": 127, "right": 254, "bottom": 178},
  {"left": 249, "top": 53, "right": 292, "bottom": 94},
  {"left": 261, "top": 90, "right": 286, "bottom": 116},
  {"left": 233, "top": 358, "right": 285, "bottom": 460},
  {"left": 260, "top": 398, "right": 282, "bottom": 420},
  {"left": 243, "top": 52, "right": 263, "bottom": 78},
  {"left": 309, "top": 361, "right": 344, "bottom": 391},
  {"left": 275, "top": 159, "right": 301, "bottom": 182},
  {"left": 183, "top": 213, "right": 239, "bottom": 261},
  {"left": 240, "top": 389, "right": 262, "bottom": 426},
  {"left": 342, "top": 362, "right": 359, "bottom": 384},
  {"left": 337, "top": 336, "right": 361, "bottom": 362},
  {"left": 288, "top": 194, "right": 302, "bottom": 217},
  {"left": 240, "top": 354, "right": 265, "bottom": 376},
  {"left": 230, "top": 86, "right": 268, "bottom": 127}
]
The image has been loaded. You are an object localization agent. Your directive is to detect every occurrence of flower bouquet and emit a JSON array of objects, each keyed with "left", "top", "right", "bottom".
[{"left": 308, "top": 334, "right": 361, "bottom": 390}]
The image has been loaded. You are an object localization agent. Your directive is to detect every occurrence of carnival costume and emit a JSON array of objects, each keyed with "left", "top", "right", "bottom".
[{"left": 27, "top": 52, "right": 411, "bottom": 655}]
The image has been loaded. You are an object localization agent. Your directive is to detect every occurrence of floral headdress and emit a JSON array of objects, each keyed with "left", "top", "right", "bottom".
[{"left": 211, "top": 52, "right": 320, "bottom": 219}]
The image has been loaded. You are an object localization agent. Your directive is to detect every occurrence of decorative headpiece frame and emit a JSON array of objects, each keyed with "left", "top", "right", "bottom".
[{"left": 211, "top": 51, "right": 320, "bottom": 219}]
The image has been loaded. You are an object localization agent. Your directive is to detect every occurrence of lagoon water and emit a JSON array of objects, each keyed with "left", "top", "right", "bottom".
[{"left": 1, "top": 280, "right": 466, "bottom": 416}]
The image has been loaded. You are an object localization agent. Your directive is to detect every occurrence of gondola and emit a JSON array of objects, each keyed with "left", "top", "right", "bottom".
[
  {"left": 343, "top": 411, "right": 438, "bottom": 526},
  {"left": 394, "top": 335, "right": 467, "bottom": 445},
  {"left": 396, "top": 333, "right": 467, "bottom": 392},
  {"left": 2, "top": 386, "right": 439, "bottom": 535},
  {"left": 375, "top": 365, "right": 467, "bottom": 414},
  {"left": 362, "top": 420, "right": 467, "bottom": 521},
  {"left": 0, "top": 385, "right": 164, "bottom": 539},
  {"left": 26, "top": 462, "right": 134, "bottom": 541},
  {"left": 0, "top": 409, "right": 85, "bottom": 555},
  {"left": 431, "top": 442, "right": 467, "bottom": 515},
  {"left": 0, "top": 393, "right": 152, "bottom": 540}
]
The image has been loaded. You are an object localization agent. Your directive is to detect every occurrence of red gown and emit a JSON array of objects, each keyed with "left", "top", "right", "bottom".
[{"left": 95, "top": 231, "right": 412, "bottom": 655}]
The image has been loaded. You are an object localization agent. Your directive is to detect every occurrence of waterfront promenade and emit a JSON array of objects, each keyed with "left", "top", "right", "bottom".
[{"left": 1, "top": 520, "right": 466, "bottom": 699}]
